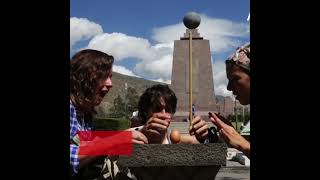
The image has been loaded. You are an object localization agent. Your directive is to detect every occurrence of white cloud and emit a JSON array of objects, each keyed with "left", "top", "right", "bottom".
[
  {"left": 70, "top": 17, "right": 103, "bottom": 49},
  {"left": 212, "top": 60, "right": 233, "bottom": 97},
  {"left": 152, "top": 23, "right": 185, "bottom": 44},
  {"left": 151, "top": 78, "right": 171, "bottom": 84},
  {"left": 113, "top": 65, "right": 138, "bottom": 77},
  {"left": 87, "top": 33, "right": 154, "bottom": 61},
  {"left": 86, "top": 32, "right": 173, "bottom": 82},
  {"left": 152, "top": 14, "right": 249, "bottom": 53},
  {"left": 134, "top": 53, "right": 173, "bottom": 80},
  {"left": 133, "top": 42, "right": 174, "bottom": 80},
  {"left": 77, "top": 14, "right": 249, "bottom": 88}
]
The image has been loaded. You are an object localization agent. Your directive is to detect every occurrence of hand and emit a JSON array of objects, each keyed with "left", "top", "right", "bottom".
[
  {"left": 209, "top": 112, "right": 250, "bottom": 154},
  {"left": 131, "top": 130, "right": 148, "bottom": 144},
  {"left": 141, "top": 113, "right": 171, "bottom": 143},
  {"left": 189, "top": 116, "right": 208, "bottom": 142},
  {"left": 212, "top": 112, "right": 234, "bottom": 128}
]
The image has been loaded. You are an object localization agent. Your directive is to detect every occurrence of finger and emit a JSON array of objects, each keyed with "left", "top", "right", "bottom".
[
  {"left": 132, "top": 131, "right": 149, "bottom": 143},
  {"left": 214, "top": 113, "right": 233, "bottom": 127},
  {"left": 132, "top": 139, "right": 145, "bottom": 144},
  {"left": 195, "top": 125, "right": 208, "bottom": 135},
  {"left": 153, "top": 113, "right": 171, "bottom": 120},
  {"left": 149, "top": 117, "right": 169, "bottom": 127},
  {"left": 214, "top": 113, "right": 225, "bottom": 120},
  {"left": 145, "top": 128, "right": 162, "bottom": 136},
  {"left": 210, "top": 113, "right": 227, "bottom": 129},
  {"left": 209, "top": 112, "right": 217, "bottom": 124},
  {"left": 193, "top": 119, "right": 206, "bottom": 130},
  {"left": 191, "top": 116, "right": 201, "bottom": 126},
  {"left": 148, "top": 123, "right": 168, "bottom": 131},
  {"left": 199, "top": 131, "right": 208, "bottom": 138},
  {"left": 137, "top": 133, "right": 149, "bottom": 144}
]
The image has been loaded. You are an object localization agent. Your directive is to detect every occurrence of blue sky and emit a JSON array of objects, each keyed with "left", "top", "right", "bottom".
[{"left": 70, "top": 0, "right": 250, "bottom": 96}]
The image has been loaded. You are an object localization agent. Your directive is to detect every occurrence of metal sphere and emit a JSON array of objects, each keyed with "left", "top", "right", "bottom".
[{"left": 183, "top": 12, "right": 201, "bottom": 29}]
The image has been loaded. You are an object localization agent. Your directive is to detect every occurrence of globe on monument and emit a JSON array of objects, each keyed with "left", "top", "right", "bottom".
[{"left": 183, "top": 12, "right": 201, "bottom": 29}]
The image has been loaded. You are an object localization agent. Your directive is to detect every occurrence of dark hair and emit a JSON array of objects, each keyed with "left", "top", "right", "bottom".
[
  {"left": 138, "top": 84, "right": 177, "bottom": 124},
  {"left": 70, "top": 49, "right": 114, "bottom": 114}
]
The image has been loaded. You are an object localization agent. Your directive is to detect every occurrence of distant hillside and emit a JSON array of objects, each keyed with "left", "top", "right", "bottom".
[
  {"left": 95, "top": 72, "right": 239, "bottom": 117},
  {"left": 95, "top": 72, "right": 165, "bottom": 116}
]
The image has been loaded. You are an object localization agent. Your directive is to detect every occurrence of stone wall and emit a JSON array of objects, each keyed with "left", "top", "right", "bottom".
[{"left": 118, "top": 143, "right": 227, "bottom": 180}]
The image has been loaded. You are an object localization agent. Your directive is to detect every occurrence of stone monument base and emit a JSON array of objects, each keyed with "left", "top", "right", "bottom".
[{"left": 118, "top": 143, "right": 227, "bottom": 180}]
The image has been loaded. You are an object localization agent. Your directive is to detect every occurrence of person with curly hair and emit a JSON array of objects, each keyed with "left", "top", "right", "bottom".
[{"left": 70, "top": 49, "right": 148, "bottom": 178}]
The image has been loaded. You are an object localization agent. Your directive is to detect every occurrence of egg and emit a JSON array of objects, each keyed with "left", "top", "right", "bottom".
[{"left": 170, "top": 129, "right": 181, "bottom": 144}]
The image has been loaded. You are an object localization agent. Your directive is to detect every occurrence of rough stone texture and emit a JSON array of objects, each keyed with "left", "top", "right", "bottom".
[
  {"left": 215, "top": 167, "right": 250, "bottom": 180},
  {"left": 118, "top": 143, "right": 227, "bottom": 167},
  {"left": 129, "top": 166, "right": 220, "bottom": 180},
  {"left": 118, "top": 144, "right": 227, "bottom": 180},
  {"left": 170, "top": 29, "right": 217, "bottom": 122}
]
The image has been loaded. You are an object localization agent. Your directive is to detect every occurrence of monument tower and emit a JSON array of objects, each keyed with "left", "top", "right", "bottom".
[{"left": 171, "top": 12, "right": 217, "bottom": 121}]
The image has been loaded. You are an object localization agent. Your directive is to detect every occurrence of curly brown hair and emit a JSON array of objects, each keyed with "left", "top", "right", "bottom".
[{"left": 70, "top": 49, "right": 114, "bottom": 114}]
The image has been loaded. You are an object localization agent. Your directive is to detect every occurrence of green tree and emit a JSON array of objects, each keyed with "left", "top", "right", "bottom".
[
  {"left": 228, "top": 109, "right": 250, "bottom": 123},
  {"left": 125, "top": 87, "right": 139, "bottom": 115},
  {"left": 109, "top": 95, "right": 126, "bottom": 117}
]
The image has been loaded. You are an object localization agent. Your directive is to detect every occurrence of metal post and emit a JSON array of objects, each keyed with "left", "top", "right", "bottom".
[
  {"left": 242, "top": 105, "right": 245, "bottom": 125},
  {"left": 235, "top": 97, "right": 238, "bottom": 132},
  {"left": 125, "top": 83, "right": 128, "bottom": 117},
  {"left": 189, "top": 30, "right": 193, "bottom": 129}
]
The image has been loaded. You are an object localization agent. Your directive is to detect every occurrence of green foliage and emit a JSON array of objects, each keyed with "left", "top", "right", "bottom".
[
  {"left": 109, "top": 95, "right": 126, "bottom": 118},
  {"left": 125, "top": 87, "right": 139, "bottom": 115},
  {"left": 107, "top": 87, "right": 140, "bottom": 119},
  {"left": 93, "top": 117, "right": 131, "bottom": 130},
  {"left": 228, "top": 108, "right": 250, "bottom": 123}
]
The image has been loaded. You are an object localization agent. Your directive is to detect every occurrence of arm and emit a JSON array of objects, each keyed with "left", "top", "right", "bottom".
[
  {"left": 70, "top": 103, "right": 100, "bottom": 174},
  {"left": 70, "top": 143, "right": 98, "bottom": 175},
  {"left": 210, "top": 112, "right": 250, "bottom": 158},
  {"left": 71, "top": 130, "right": 148, "bottom": 175},
  {"left": 180, "top": 134, "right": 199, "bottom": 144},
  {"left": 179, "top": 116, "right": 209, "bottom": 144},
  {"left": 70, "top": 103, "right": 90, "bottom": 175}
]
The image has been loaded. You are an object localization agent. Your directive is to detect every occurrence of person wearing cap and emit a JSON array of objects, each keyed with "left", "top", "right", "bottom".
[{"left": 209, "top": 43, "right": 250, "bottom": 158}]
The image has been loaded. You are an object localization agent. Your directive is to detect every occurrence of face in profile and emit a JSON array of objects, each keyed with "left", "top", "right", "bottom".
[
  {"left": 226, "top": 65, "right": 250, "bottom": 105},
  {"left": 94, "top": 73, "right": 113, "bottom": 106}
]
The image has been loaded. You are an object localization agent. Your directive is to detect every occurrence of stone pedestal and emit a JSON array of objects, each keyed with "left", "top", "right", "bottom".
[{"left": 118, "top": 143, "right": 227, "bottom": 180}]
